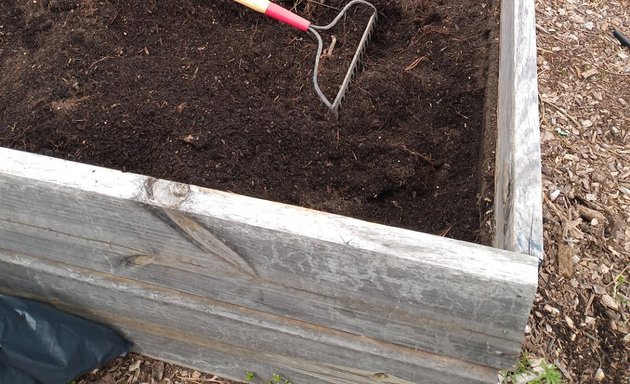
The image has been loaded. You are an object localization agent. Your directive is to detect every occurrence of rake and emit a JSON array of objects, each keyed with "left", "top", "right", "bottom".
[{"left": 233, "top": 0, "right": 378, "bottom": 119}]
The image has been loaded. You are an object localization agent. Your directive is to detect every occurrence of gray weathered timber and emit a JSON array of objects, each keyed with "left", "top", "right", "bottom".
[
  {"left": 0, "top": 0, "right": 544, "bottom": 381},
  {"left": 0, "top": 251, "right": 498, "bottom": 384},
  {"left": 0, "top": 146, "right": 537, "bottom": 382},
  {"left": 495, "top": 0, "right": 544, "bottom": 261}
]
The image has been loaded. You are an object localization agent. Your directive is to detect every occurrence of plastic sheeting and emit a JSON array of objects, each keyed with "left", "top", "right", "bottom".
[{"left": 0, "top": 295, "right": 131, "bottom": 384}]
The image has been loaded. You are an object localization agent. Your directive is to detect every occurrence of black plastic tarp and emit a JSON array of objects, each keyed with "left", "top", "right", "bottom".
[{"left": 0, "top": 295, "right": 131, "bottom": 384}]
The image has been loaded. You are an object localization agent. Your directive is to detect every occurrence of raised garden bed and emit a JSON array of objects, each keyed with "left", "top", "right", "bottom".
[
  {"left": 2, "top": 0, "right": 495, "bottom": 241},
  {"left": 0, "top": 0, "right": 543, "bottom": 383}
]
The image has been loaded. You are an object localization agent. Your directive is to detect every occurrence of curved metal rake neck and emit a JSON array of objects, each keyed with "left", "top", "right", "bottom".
[{"left": 308, "top": 0, "right": 377, "bottom": 120}]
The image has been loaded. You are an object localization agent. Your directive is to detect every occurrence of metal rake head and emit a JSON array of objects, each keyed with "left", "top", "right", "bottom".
[{"left": 309, "top": 0, "right": 378, "bottom": 120}]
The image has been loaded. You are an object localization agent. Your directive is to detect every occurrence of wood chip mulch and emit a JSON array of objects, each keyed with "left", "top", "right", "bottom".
[
  {"left": 76, "top": 353, "right": 239, "bottom": 384},
  {"left": 530, "top": 0, "right": 629, "bottom": 382}
]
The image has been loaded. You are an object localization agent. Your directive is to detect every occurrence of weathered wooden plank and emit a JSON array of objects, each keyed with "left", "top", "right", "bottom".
[
  {"left": 495, "top": 0, "right": 544, "bottom": 260},
  {"left": 0, "top": 3, "right": 544, "bottom": 378},
  {"left": 0, "top": 147, "right": 537, "bottom": 373},
  {"left": 0, "top": 251, "right": 499, "bottom": 384}
]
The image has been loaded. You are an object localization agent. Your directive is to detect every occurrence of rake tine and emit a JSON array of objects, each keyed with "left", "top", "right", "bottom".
[
  {"left": 310, "top": 0, "right": 378, "bottom": 120},
  {"left": 233, "top": 0, "right": 377, "bottom": 119},
  {"left": 331, "top": 12, "right": 377, "bottom": 119}
]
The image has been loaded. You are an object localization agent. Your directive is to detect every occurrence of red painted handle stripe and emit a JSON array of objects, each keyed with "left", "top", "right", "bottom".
[{"left": 265, "top": 2, "right": 311, "bottom": 32}]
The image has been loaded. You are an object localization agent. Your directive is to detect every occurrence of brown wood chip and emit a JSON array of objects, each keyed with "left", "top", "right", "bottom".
[{"left": 557, "top": 243, "right": 574, "bottom": 277}]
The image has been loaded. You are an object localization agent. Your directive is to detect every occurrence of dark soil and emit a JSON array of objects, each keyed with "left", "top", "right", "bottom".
[{"left": 0, "top": 0, "right": 496, "bottom": 242}]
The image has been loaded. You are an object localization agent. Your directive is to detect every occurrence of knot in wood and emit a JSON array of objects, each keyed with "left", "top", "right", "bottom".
[
  {"left": 372, "top": 372, "right": 389, "bottom": 381},
  {"left": 146, "top": 178, "right": 191, "bottom": 208}
]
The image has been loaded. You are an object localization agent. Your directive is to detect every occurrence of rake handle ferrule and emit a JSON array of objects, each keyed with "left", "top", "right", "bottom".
[
  {"left": 266, "top": 2, "right": 311, "bottom": 31},
  {"left": 233, "top": 0, "right": 311, "bottom": 32}
]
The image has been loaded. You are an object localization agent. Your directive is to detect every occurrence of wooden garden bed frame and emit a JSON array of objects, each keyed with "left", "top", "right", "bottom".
[{"left": 0, "top": 1, "right": 542, "bottom": 383}]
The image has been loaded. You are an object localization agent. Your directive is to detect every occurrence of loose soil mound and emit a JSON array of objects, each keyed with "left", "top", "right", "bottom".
[{"left": 0, "top": 0, "right": 495, "bottom": 241}]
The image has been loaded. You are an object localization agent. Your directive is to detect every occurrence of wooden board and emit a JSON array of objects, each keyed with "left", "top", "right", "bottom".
[
  {"left": 0, "top": 0, "right": 543, "bottom": 381},
  {"left": 0, "top": 145, "right": 537, "bottom": 383},
  {"left": 495, "top": 0, "right": 544, "bottom": 261},
  {"left": 0, "top": 251, "right": 499, "bottom": 384}
]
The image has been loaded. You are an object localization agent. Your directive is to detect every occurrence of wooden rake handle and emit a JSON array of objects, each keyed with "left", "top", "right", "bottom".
[{"left": 233, "top": 0, "right": 311, "bottom": 31}]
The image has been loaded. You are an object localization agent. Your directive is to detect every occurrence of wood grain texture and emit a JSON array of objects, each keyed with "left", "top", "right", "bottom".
[
  {"left": 0, "top": 4, "right": 543, "bottom": 378},
  {"left": 0, "top": 251, "right": 499, "bottom": 384},
  {"left": 495, "top": 0, "right": 544, "bottom": 261},
  {"left": 0, "top": 147, "right": 537, "bottom": 373}
]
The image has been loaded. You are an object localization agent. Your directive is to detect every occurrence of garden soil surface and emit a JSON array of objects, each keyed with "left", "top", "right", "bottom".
[{"left": 0, "top": 0, "right": 495, "bottom": 241}]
